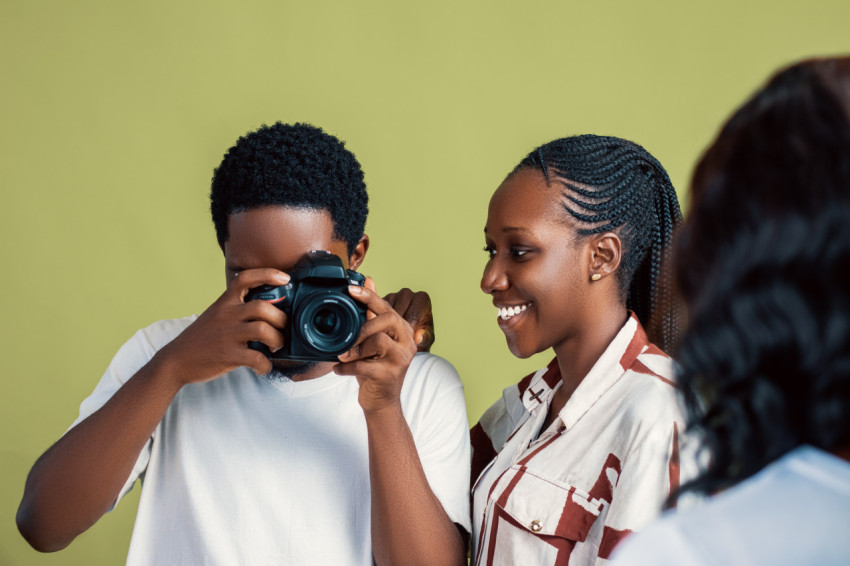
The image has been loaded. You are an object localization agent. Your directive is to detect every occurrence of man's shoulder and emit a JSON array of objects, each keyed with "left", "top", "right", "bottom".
[
  {"left": 403, "top": 352, "right": 463, "bottom": 393},
  {"left": 132, "top": 315, "right": 198, "bottom": 348},
  {"left": 105, "top": 315, "right": 198, "bottom": 367}
]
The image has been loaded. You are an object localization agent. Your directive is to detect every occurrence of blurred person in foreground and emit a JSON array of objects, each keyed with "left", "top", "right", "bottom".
[{"left": 613, "top": 56, "right": 850, "bottom": 565}]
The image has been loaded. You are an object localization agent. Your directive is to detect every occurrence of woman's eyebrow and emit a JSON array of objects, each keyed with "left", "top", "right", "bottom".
[{"left": 483, "top": 226, "right": 529, "bottom": 234}]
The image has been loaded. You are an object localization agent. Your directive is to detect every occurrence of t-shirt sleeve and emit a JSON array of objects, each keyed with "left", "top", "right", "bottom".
[
  {"left": 400, "top": 353, "right": 472, "bottom": 533},
  {"left": 67, "top": 318, "right": 191, "bottom": 508}
]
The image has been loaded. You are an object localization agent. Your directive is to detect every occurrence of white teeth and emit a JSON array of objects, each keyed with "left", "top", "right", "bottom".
[{"left": 497, "top": 304, "right": 530, "bottom": 320}]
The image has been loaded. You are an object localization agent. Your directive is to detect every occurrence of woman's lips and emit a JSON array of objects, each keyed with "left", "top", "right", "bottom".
[{"left": 496, "top": 303, "right": 531, "bottom": 329}]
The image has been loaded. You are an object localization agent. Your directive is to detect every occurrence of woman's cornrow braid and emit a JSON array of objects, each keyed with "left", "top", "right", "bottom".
[{"left": 516, "top": 134, "right": 683, "bottom": 352}]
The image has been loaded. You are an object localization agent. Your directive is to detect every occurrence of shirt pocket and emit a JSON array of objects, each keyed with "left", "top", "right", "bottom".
[{"left": 486, "top": 468, "right": 603, "bottom": 565}]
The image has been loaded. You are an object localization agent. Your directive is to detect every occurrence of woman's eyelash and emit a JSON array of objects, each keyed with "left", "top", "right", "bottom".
[{"left": 483, "top": 246, "right": 531, "bottom": 258}]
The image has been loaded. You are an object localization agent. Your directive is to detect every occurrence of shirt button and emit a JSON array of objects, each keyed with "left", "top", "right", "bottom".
[{"left": 530, "top": 520, "right": 542, "bottom": 532}]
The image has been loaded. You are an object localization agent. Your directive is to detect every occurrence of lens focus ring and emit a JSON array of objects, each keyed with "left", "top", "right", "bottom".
[{"left": 294, "top": 291, "right": 364, "bottom": 355}]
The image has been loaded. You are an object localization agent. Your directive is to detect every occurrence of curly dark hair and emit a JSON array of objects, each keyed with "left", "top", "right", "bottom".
[
  {"left": 514, "top": 135, "right": 684, "bottom": 353},
  {"left": 210, "top": 122, "right": 369, "bottom": 255},
  {"left": 675, "top": 57, "right": 850, "bottom": 495}
]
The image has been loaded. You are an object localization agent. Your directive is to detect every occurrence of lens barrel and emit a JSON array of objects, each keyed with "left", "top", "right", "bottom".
[{"left": 294, "top": 292, "right": 363, "bottom": 356}]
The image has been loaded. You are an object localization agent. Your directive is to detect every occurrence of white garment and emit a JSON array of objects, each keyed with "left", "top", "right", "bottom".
[
  {"left": 71, "top": 316, "right": 471, "bottom": 566},
  {"left": 470, "top": 315, "right": 691, "bottom": 566},
  {"left": 612, "top": 445, "right": 850, "bottom": 566}
]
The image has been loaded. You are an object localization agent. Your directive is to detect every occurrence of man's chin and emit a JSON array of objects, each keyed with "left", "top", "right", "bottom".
[{"left": 261, "top": 360, "right": 319, "bottom": 382}]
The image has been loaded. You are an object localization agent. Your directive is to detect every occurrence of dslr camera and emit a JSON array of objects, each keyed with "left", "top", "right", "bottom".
[{"left": 245, "top": 251, "right": 367, "bottom": 361}]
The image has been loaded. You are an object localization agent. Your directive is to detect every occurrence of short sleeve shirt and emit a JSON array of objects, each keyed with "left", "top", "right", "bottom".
[
  {"left": 70, "top": 316, "right": 471, "bottom": 566},
  {"left": 470, "top": 314, "right": 687, "bottom": 566}
]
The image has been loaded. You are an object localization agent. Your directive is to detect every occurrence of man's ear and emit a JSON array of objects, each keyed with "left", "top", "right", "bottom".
[
  {"left": 348, "top": 234, "right": 369, "bottom": 271},
  {"left": 587, "top": 232, "right": 622, "bottom": 281}
]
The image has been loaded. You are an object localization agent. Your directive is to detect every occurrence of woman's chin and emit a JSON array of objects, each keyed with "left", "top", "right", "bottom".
[{"left": 504, "top": 337, "right": 539, "bottom": 359}]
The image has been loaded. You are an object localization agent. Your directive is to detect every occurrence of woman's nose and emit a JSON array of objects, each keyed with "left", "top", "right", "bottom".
[{"left": 481, "top": 259, "right": 509, "bottom": 294}]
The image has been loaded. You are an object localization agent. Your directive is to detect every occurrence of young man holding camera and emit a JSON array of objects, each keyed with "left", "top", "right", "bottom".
[{"left": 16, "top": 123, "right": 470, "bottom": 565}]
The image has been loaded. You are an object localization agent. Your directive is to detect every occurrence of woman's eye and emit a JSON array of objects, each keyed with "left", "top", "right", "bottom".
[
  {"left": 510, "top": 247, "right": 529, "bottom": 258},
  {"left": 484, "top": 246, "right": 531, "bottom": 259}
]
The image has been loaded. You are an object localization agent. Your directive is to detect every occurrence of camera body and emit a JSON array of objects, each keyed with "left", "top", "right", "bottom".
[{"left": 245, "top": 251, "right": 367, "bottom": 361}]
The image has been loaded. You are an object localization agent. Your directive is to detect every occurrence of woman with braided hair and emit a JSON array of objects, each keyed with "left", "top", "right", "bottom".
[
  {"left": 613, "top": 57, "right": 850, "bottom": 565},
  {"left": 470, "top": 134, "right": 687, "bottom": 565}
]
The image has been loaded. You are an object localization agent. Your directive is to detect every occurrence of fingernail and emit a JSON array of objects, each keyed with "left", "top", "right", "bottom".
[{"left": 348, "top": 285, "right": 363, "bottom": 294}]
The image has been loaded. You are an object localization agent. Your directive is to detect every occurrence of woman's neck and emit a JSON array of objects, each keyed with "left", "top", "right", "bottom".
[{"left": 544, "top": 305, "right": 630, "bottom": 429}]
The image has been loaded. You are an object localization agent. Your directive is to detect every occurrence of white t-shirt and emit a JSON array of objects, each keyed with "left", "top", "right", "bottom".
[
  {"left": 611, "top": 445, "right": 850, "bottom": 566},
  {"left": 71, "top": 316, "right": 471, "bottom": 566}
]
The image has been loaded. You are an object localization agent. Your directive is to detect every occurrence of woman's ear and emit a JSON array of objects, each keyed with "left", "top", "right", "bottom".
[
  {"left": 348, "top": 234, "right": 370, "bottom": 270},
  {"left": 587, "top": 232, "right": 622, "bottom": 281}
]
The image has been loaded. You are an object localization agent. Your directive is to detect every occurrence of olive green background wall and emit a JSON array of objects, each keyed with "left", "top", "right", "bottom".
[{"left": 2, "top": 1, "right": 848, "bottom": 563}]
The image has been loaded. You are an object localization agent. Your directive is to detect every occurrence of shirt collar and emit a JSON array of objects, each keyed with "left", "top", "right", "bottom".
[{"left": 520, "top": 312, "right": 649, "bottom": 429}]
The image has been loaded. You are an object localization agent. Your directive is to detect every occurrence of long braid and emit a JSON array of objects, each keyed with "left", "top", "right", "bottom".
[{"left": 517, "top": 135, "right": 684, "bottom": 353}]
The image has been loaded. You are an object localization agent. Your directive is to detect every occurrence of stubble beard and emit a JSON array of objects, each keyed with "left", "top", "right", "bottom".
[{"left": 261, "top": 361, "right": 319, "bottom": 382}]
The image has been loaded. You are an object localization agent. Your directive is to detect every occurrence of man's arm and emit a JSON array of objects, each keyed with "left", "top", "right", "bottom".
[
  {"left": 16, "top": 268, "right": 289, "bottom": 552},
  {"left": 336, "top": 281, "right": 466, "bottom": 566}
]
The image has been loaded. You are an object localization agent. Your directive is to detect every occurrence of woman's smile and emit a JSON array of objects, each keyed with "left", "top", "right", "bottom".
[{"left": 495, "top": 302, "right": 532, "bottom": 327}]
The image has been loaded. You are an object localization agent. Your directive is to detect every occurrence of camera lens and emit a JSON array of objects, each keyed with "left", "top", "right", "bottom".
[
  {"left": 312, "top": 309, "right": 340, "bottom": 335},
  {"left": 295, "top": 292, "right": 365, "bottom": 356}
]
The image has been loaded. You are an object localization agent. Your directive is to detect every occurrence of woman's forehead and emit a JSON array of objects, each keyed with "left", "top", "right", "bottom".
[{"left": 487, "top": 169, "right": 577, "bottom": 231}]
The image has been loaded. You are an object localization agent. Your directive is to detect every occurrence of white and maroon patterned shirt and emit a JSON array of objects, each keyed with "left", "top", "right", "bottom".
[{"left": 471, "top": 314, "right": 686, "bottom": 566}]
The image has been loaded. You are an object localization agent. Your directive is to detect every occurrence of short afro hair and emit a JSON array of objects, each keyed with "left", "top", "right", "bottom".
[{"left": 210, "top": 122, "right": 369, "bottom": 255}]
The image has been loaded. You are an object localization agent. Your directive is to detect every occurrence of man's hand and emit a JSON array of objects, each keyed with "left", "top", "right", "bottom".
[
  {"left": 383, "top": 288, "right": 435, "bottom": 352},
  {"left": 155, "top": 268, "right": 289, "bottom": 386},
  {"left": 336, "top": 279, "right": 417, "bottom": 414}
]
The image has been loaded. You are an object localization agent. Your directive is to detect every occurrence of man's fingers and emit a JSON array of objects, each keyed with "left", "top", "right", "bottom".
[
  {"left": 405, "top": 292, "right": 432, "bottom": 325},
  {"left": 355, "top": 310, "right": 414, "bottom": 350},
  {"left": 364, "top": 276, "right": 377, "bottom": 294},
  {"left": 377, "top": 289, "right": 435, "bottom": 351},
  {"left": 241, "top": 348, "right": 273, "bottom": 376},
  {"left": 333, "top": 360, "right": 373, "bottom": 379},
  {"left": 241, "top": 321, "right": 285, "bottom": 353},
  {"left": 348, "top": 285, "right": 394, "bottom": 317},
  {"left": 359, "top": 277, "right": 379, "bottom": 320},
  {"left": 345, "top": 332, "right": 396, "bottom": 362},
  {"left": 227, "top": 268, "right": 291, "bottom": 296},
  {"left": 384, "top": 288, "right": 415, "bottom": 318},
  {"left": 242, "top": 300, "right": 288, "bottom": 329},
  {"left": 334, "top": 337, "right": 406, "bottom": 377}
]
